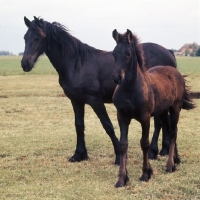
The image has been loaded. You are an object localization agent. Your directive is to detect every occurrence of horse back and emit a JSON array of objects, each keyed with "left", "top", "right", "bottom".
[
  {"left": 141, "top": 43, "right": 177, "bottom": 69},
  {"left": 147, "top": 66, "right": 185, "bottom": 115}
]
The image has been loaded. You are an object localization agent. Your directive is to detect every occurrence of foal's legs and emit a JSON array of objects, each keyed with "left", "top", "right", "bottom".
[
  {"left": 69, "top": 100, "right": 88, "bottom": 162},
  {"left": 148, "top": 116, "right": 162, "bottom": 159},
  {"left": 90, "top": 101, "right": 120, "bottom": 165},
  {"left": 115, "top": 111, "right": 130, "bottom": 187},
  {"left": 159, "top": 112, "right": 180, "bottom": 164},
  {"left": 160, "top": 114, "right": 171, "bottom": 156},
  {"left": 140, "top": 117, "right": 153, "bottom": 181},
  {"left": 166, "top": 105, "right": 181, "bottom": 172},
  {"left": 148, "top": 115, "right": 170, "bottom": 159}
]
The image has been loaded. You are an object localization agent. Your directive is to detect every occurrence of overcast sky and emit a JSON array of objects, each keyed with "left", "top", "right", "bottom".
[{"left": 0, "top": 0, "right": 200, "bottom": 54}]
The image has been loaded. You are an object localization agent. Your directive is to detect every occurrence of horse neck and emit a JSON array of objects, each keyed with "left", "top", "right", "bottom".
[
  {"left": 126, "top": 51, "right": 144, "bottom": 81},
  {"left": 45, "top": 40, "right": 76, "bottom": 75}
]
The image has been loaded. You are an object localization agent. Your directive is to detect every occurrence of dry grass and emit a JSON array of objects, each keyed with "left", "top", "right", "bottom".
[
  {"left": 0, "top": 74, "right": 200, "bottom": 199},
  {"left": 0, "top": 54, "right": 200, "bottom": 199}
]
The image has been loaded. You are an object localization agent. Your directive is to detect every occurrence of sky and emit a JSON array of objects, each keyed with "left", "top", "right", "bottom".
[{"left": 0, "top": 0, "right": 200, "bottom": 55}]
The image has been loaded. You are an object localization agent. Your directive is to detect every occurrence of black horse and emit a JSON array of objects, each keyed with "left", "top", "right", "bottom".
[
  {"left": 21, "top": 16, "right": 177, "bottom": 165},
  {"left": 112, "top": 29, "right": 194, "bottom": 187}
]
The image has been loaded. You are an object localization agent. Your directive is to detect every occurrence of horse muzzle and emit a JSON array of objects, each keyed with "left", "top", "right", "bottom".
[
  {"left": 21, "top": 59, "right": 33, "bottom": 72},
  {"left": 112, "top": 74, "right": 121, "bottom": 84}
]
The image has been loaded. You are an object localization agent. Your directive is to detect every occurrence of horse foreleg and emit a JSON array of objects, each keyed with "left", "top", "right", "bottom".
[
  {"left": 91, "top": 102, "right": 120, "bottom": 165},
  {"left": 140, "top": 118, "right": 153, "bottom": 181},
  {"left": 115, "top": 111, "right": 130, "bottom": 187},
  {"left": 69, "top": 100, "right": 88, "bottom": 162},
  {"left": 115, "top": 141, "right": 129, "bottom": 187}
]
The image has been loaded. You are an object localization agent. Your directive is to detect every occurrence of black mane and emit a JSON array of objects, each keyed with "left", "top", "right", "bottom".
[
  {"left": 31, "top": 18, "right": 104, "bottom": 61},
  {"left": 118, "top": 32, "right": 147, "bottom": 71},
  {"left": 130, "top": 34, "right": 146, "bottom": 72}
]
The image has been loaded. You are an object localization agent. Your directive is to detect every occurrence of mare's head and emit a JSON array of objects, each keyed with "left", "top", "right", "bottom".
[
  {"left": 112, "top": 29, "right": 144, "bottom": 84},
  {"left": 21, "top": 16, "right": 46, "bottom": 72}
]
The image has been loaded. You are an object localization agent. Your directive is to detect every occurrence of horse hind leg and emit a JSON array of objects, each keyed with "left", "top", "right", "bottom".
[
  {"left": 159, "top": 112, "right": 181, "bottom": 163},
  {"left": 166, "top": 105, "right": 181, "bottom": 172},
  {"left": 174, "top": 143, "right": 181, "bottom": 164},
  {"left": 91, "top": 102, "right": 120, "bottom": 165},
  {"left": 159, "top": 112, "right": 171, "bottom": 156},
  {"left": 148, "top": 116, "right": 161, "bottom": 159}
]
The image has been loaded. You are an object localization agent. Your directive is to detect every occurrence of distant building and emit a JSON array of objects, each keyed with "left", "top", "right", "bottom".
[{"left": 174, "top": 42, "right": 199, "bottom": 56}]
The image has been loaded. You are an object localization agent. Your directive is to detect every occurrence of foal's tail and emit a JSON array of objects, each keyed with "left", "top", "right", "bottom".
[
  {"left": 182, "top": 75, "right": 195, "bottom": 110},
  {"left": 182, "top": 97, "right": 195, "bottom": 110}
]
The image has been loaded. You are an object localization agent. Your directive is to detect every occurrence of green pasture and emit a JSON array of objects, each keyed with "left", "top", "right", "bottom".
[
  {"left": 0, "top": 55, "right": 200, "bottom": 76},
  {"left": 0, "top": 56, "right": 200, "bottom": 199},
  {"left": 0, "top": 56, "right": 56, "bottom": 76}
]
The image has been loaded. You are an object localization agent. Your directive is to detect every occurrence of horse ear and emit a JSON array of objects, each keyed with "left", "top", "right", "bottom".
[
  {"left": 24, "top": 16, "right": 31, "bottom": 27},
  {"left": 34, "top": 16, "right": 41, "bottom": 27},
  {"left": 112, "top": 29, "right": 119, "bottom": 42},
  {"left": 127, "top": 29, "right": 133, "bottom": 44}
]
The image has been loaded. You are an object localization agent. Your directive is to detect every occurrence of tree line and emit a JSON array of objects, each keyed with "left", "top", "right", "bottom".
[
  {"left": 1, "top": 46, "right": 200, "bottom": 56},
  {"left": 0, "top": 51, "right": 14, "bottom": 55}
]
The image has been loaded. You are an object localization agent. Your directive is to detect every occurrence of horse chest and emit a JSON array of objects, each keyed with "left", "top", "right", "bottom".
[
  {"left": 58, "top": 74, "right": 102, "bottom": 102},
  {"left": 59, "top": 77, "right": 79, "bottom": 99},
  {"left": 113, "top": 88, "right": 141, "bottom": 118}
]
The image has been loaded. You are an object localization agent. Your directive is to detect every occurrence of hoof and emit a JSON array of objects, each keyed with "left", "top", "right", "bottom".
[
  {"left": 166, "top": 165, "right": 176, "bottom": 173},
  {"left": 115, "top": 181, "right": 124, "bottom": 188},
  {"left": 115, "top": 175, "right": 129, "bottom": 188},
  {"left": 69, "top": 152, "right": 89, "bottom": 162},
  {"left": 148, "top": 149, "right": 158, "bottom": 160},
  {"left": 140, "top": 168, "right": 153, "bottom": 182},
  {"left": 159, "top": 148, "right": 169, "bottom": 156}
]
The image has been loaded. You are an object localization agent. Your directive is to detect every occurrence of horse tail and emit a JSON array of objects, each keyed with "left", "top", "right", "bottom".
[
  {"left": 182, "top": 75, "right": 195, "bottom": 110},
  {"left": 168, "top": 49, "right": 177, "bottom": 69},
  {"left": 168, "top": 49, "right": 175, "bottom": 58},
  {"left": 182, "top": 98, "right": 195, "bottom": 110}
]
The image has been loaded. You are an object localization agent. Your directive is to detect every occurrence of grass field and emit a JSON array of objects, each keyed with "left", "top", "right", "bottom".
[
  {"left": 0, "top": 56, "right": 200, "bottom": 199},
  {"left": 0, "top": 56, "right": 56, "bottom": 76}
]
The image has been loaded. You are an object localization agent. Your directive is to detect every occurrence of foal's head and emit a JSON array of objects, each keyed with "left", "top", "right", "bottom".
[
  {"left": 112, "top": 29, "right": 132, "bottom": 84},
  {"left": 112, "top": 29, "right": 145, "bottom": 84},
  {"left": 21, "top": 16, "right": 46, "bottom": 72}
]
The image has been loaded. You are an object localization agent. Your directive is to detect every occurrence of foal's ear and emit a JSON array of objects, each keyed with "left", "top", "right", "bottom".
[
  {"left": 34, "top": 16, "right": 41, "bottom": 26},
  {"left": 24, "top": 16, "right": 31, "bottom": 28},
  {"left": 126, "top": 29, "right": 133, "bottom": 44},
  {"left": 112, "top": 29, "right": 119, "bottom": 42},
  {"left": 34, "top": 16, "right": 38, "bottom": 21}
]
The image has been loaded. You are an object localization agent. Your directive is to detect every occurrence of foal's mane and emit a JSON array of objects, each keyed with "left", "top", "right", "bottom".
[
  {"left": 30, "top": 18, "right": 104, "bottom": 61},
  {"left": 118, "top": 32, "right": 146, "bottom": 71}
]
